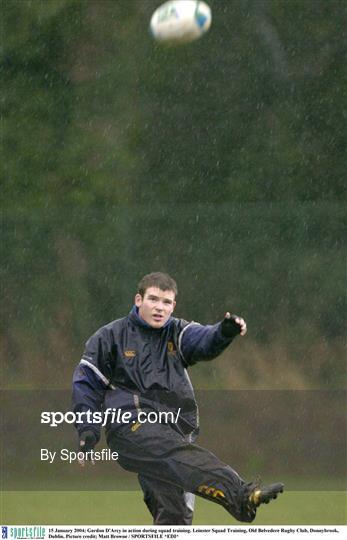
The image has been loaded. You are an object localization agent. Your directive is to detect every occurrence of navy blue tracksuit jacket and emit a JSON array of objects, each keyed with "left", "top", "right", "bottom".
[{"left": 72, "top": 306, "right": 235, "bottom": 440}]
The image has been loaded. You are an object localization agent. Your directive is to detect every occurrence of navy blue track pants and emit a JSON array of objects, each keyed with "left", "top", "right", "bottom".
[{"left": 107, "top": 421, "right": 255, "bottom": 525}]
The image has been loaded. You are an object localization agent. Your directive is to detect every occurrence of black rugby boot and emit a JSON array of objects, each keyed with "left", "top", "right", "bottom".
[{"left": 249, "top": 482, "right": 284, "bottom": 506}]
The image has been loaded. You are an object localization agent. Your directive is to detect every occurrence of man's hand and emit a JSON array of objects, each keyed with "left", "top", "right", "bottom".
[
  {"left": 221, "top": 312, "right": 247, "bottom": 337},
  {"left": 78, "top": 430, "right": 98, "bottom": 467}
]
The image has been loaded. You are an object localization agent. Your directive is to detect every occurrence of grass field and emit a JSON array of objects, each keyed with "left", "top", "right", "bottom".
[{"left": 1, "top": 491, "right": 346, "bottom": 525}]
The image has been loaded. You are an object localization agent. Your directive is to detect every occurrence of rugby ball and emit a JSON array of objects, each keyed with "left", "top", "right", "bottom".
[{"left": 150, "top": 0, "right": 212, "bottom": 45}]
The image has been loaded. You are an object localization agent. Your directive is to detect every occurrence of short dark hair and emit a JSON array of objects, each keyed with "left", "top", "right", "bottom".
[{"left": 137, "top": 272, "right": 178, "bottom": 297}]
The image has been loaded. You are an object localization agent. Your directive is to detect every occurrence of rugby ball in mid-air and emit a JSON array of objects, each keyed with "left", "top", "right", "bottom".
[{"left": 150, "top": 0, "right": 212, "bottom": 45}]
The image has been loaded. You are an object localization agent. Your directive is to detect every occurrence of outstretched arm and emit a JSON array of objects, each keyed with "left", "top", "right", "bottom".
[{"left": 179, "top": 312, "right": 247, "bottom": 365}]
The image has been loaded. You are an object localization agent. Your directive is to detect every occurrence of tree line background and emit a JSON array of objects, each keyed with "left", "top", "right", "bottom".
[{"left": 2, "top": 0, "right": 345, "bottom": 393}]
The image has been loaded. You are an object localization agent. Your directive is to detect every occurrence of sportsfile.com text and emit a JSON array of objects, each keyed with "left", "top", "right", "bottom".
[{"left": 41, "top": 408, "right": 181, "bottom": 427}]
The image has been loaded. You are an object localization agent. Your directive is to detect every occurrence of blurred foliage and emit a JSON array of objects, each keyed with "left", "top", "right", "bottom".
[{"left": 1, "top": 0, "right": 346, "bottom": 389}]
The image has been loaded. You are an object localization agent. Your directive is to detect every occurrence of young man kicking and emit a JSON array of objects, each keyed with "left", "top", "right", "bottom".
[{"left": 72, "top": 272, "right": 283, "bottom": 524}]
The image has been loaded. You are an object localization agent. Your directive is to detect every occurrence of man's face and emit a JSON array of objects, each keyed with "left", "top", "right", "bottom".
[{"left": 135, "top": 286, "right": 176, "bottom": 329}]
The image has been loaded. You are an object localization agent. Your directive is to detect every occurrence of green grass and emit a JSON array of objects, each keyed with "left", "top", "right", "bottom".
[{"left": 1, "top": 491, "right": 346, "bottom": 525}]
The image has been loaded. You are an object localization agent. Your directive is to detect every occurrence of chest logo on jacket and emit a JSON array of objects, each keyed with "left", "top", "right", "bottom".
[
  {"left": 167, "top": 341, "right": 176, "bottom": 354},
  {"left": 124, "top": 350, "right": 136, "bottom": 358}
]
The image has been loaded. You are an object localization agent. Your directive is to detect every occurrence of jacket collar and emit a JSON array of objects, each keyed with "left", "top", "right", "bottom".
[{"left": 129, "top": 305, "right": 173, "bottom": 330}]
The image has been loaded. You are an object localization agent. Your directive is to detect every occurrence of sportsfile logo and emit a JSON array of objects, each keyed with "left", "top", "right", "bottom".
[
  {"left": 6, "top": 527, "right": 45, "bottom": 539},
  {"left": 41, "top": 408, "right": 181, "bottom": 427}
]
